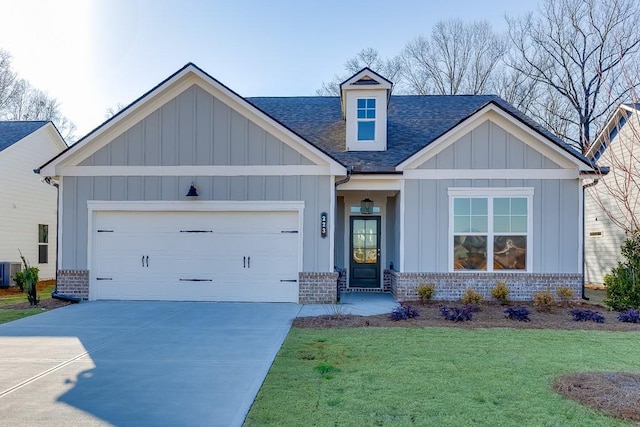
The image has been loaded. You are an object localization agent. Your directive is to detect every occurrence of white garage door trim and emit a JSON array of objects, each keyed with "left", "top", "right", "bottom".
[{"left": 87, "top": 200, "right": 304, "bottom": 301}]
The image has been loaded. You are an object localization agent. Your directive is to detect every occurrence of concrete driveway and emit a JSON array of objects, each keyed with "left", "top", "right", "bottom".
[{"left": 0, "top": 301, "right": 300, "bottom": 426}]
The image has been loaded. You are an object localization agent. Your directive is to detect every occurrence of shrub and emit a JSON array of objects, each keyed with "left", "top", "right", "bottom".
[
  {"left": 491, "top": 282, "right": 510, "bottom": 305},
  {"left": 504, "top": 306, "right": 531, "bottom": 322},
  {"left": 461, "top": 288, "right": 483, "bottom": 305},
  {"left": 439, "top": 305, "right": 474, "bottom": 322},
  {"left": 556, "top": 286, "right": 575, "bottom": 306},
  {"left": 533, "top": 288, "right": 554, "bottom": 311},
  {"left": 16, "top": 250, "right": 39, "bottom": 306},
  {"left": 569, "top": 308, "right": 605, "bottom": 323},
  {"left": 603, "top": 236, "right": 640, "bottom": 311},
  {"left": 618, "top": 308, "right": 640, "bottom": 323},
  {"left": 389, "top": 303, "right": 420, "bottom": 321},
  {"left": 416, "top": 283, "right": 435, "bottom": 303}
]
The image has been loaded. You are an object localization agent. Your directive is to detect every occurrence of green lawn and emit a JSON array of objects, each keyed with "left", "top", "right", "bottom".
[
  {"left": 245, "top": 327, "right": 640, "bottom": 426},
  {"left": 0, "top": 283, "right": 56, "bottom": 324}
]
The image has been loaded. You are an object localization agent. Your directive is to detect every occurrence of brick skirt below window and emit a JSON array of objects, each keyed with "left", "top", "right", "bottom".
[
  {"left": 390, "top": 272, "right": 582, "bottom": 302},
  {"left": 56, "top": 270, "right": 89, "bottom": 300}
]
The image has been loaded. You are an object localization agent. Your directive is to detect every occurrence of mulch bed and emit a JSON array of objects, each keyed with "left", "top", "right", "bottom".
[
  {"left": 293, "top": 300, "right": 640, "bottom": 331},
  {"left": 0, "top": 281, "right": 72, "bottom": 310},
  {"left": 554, "top": 372, "right": 640, "bottom": 422}
]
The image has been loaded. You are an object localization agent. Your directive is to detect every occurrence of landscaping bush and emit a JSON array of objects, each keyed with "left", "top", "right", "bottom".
[
  {"left": 461, "top": 288, "right": 483, "bottom": 305},
  {"left": 389, "top": 304, "right": 420, "bottom": 321},
  {"left": 504, "top": 306, "right": 531, "bottom": 321},
  {"left": 416, "top": 283, "right": 435, "bottom": 303},
  {"left": 490, "top": 281, "right": 510, "bottom": 305},
  {"left": 604, "top": 236, "right": 640, "bottom": 311},
  {"left": 439, "top": 305, "right": 474, "bottom": 322},
  {"left": 533, "top": 288, "right": 554, "bottom": 311},
  {"left": 569, "top": 309, "right": 605, "bottom": 323},
  {"left": 618, "top": 308, "right": 640, "bottom": 323},
  {"left": 16, "top": 251, "right": 39, "bottom": 306},
  {"left": 556, "top": 286, "right": 574, "bottom": 306}
]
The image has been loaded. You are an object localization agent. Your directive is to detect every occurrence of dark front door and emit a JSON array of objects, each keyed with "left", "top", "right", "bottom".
[{"left": 349, "top": 216, "right": 381, "bottom": 288}]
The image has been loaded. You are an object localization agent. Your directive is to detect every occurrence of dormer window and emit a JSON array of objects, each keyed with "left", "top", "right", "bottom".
[
  {"left": 357, "top": 98, "right": 376, "bottom": 141},
  {"left": 340, "top": 67, "right": 392, "bottom": 152}
]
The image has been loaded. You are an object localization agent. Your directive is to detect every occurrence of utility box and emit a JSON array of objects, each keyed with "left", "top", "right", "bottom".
[{"left": 0, "top": 262, "right": 22, "bottom": 288}]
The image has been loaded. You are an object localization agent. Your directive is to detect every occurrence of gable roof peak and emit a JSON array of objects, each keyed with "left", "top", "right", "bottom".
[{"left": 339, "top": 67, "right": 393, "bottom": 90}]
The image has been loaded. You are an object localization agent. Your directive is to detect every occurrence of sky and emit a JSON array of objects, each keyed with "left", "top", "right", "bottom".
[{"left": 0, "top": 0, "right": 540, "bottom": 138}]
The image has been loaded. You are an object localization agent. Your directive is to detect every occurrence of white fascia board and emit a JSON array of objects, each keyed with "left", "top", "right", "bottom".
[
  {"left": 61, "top": 165, "right": 332, "bottom": 177},
  {"left": 404, "top": 169, "right": 579, "bottom": 180},
  {"left": 41, "top": 65, "right": 346, "bottom": 177},
  {"left": 587, "top": 104, "right": 639, "bottom": 159},
  {"left": 396, "top": 105, "right": 591, "bottom": 172},
  {"left": 340, "top": 68, "right": 393, "bottom": 89},
  {"left": 40, "top": 123, "right": 68, "bottom": 152}
]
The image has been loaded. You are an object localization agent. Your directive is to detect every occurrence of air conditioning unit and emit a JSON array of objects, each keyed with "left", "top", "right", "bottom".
[{"left": 0, "top": 262, "right": 22, "bottom": 288}]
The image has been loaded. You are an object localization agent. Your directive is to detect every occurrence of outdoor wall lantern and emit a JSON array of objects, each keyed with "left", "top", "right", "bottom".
[
  {"left": 360, "top": 197, "right": 374, "bottom": 214},
  {"left": 186, "top": 182, "right": 199, "bottom": 199}
]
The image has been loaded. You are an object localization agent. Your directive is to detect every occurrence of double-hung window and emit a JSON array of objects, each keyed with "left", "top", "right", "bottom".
[
  {"left": 450, "top": 188, "right": 532, "bottom": 272},
  {"left": 38, "top": 224, "right": 48, "bottom": 264},
  {"left": 357, "top": 98, "right": 376, "bottom": 141}
]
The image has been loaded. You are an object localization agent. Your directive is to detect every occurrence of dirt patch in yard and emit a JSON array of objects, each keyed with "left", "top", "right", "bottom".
[
  {"left": 293, "top": 300, "right": 640, "bottom": 331},
  {"left": 3, "top": 298, "right": 72, "bottom": 310}
]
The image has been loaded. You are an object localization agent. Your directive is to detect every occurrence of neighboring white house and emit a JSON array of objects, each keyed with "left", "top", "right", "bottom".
[
  {"left": 585, "top": 103, "right": 640, "bottom": 285},
  {"left": 39, "top": 64, "right": 597, "bottom": 303},
  {"left": 0, "top": 121, "right": 67, "bottom": 282}
]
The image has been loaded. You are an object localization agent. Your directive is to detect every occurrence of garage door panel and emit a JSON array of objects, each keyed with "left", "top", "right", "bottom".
[{"left": 92, "top": 210, "right": 300, "bottom": 302}]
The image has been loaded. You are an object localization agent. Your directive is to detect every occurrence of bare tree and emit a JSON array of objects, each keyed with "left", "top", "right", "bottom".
[
  {"left": 0, "top": 49, "right": 76, "bottom": 141},
  {"left": 401, "top": 20, "right": 508, "bottom": 95},
  {"left": 105, "top": 103, "right": 127, "bottom": 119},
  {"left": 316, "top": 48, "right": 402, "bottom": 96},
  {"left": 507, "top": 0, "right": 640, "bottom": 153}
]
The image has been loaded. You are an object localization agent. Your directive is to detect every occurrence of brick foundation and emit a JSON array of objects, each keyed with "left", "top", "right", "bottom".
[
  {"left": 56, "top": 270, "right": 89, "bottom": 300},
  {"left": 299, "top": 272, "right": 339, "bottom": 304},
  {"left": 391, "top": 272, "right": 583, "bottom": 302}
]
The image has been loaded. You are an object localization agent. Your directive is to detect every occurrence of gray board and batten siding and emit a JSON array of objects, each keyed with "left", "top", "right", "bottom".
[
  {"left": 62, "top": 85, "right": 332, "bottom": 272},
  {"left": 403, "top": 119, "right": 580, "bottom": 274}
]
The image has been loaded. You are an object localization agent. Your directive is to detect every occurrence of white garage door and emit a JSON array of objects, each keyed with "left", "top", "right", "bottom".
[{"left": 91, "top": 210, "right": 300, "bottom": 302}]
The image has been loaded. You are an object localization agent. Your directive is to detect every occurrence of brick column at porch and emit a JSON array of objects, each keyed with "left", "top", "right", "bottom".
[
  {"left": 56, "top": 270, "right": 89, "bottom": 300},
  {"left": 299, "top": 272, "right": 339, "bottom": 304}
]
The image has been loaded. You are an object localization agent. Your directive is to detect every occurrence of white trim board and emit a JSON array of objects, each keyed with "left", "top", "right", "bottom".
[
  {"left": 404, "top": 169, "right": 578, "bottom": 180},
  {"left": 62, "top": 165, "right": 331, "bottom": 177}
]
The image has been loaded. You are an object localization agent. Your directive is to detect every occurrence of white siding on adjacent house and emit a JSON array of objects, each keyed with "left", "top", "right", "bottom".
[
  {"left": 0, "top": 127, "right": 64, "bottom": 279},
  {"left": 584, "top": 111, "right": 640, "bottom": 284}
]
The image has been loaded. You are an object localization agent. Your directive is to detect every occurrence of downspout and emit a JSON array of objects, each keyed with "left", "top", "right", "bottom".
[
  {"left": 581, "top": 177, "right": 600, "bottom": 301},
  {"left": 37, "top": 171, "right": 80, "bottom": 303}
]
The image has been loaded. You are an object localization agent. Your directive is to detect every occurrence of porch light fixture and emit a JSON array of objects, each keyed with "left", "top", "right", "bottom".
[
  {"left": 360, "top": 197, "right": 374, "bottom": 214},
  {"left": 186, "top": 183, "right": 199, "bottom": 199}
]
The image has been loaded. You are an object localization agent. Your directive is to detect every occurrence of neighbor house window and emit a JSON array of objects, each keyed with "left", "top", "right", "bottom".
[
  {"left": 38, "top": 224, "right": 48, "bottom": 264},
  {"left": 357, "top": 98, "right": 376, "bottom": 141},
  {"left": 450, "top": 189, "right": 532, "bottom": 272}
]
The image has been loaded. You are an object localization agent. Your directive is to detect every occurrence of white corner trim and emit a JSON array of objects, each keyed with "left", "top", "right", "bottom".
[
  {"left": 62, "top": 165, "right": 331, "bottom": 177},
  {"left": 404, "top": 169, "right": 579, "bottom": 180}
]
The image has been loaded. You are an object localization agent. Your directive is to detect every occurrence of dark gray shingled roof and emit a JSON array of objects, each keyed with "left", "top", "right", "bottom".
[
  {"left": 0, "top": 121, "right": 48, "bottom": 153},
  {"left": 247, "top": 95, "right": 592, "bottom": 172}
]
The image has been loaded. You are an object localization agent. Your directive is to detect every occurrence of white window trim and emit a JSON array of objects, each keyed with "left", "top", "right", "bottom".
[
  {"left": 356, "top": 98, "right": 376, "bottom": 142},
  {"left": 448, "top": 187, "right": 534, "bottom": 273}
]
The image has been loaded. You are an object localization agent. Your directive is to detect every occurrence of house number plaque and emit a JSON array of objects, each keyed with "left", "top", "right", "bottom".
[{"left": 320, "top": 212, "right": 327, "bottom": 238}]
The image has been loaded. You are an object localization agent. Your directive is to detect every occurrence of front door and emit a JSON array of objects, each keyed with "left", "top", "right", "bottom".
[{"left": 349, "top": 216, "right": 381, "bottom": 288}]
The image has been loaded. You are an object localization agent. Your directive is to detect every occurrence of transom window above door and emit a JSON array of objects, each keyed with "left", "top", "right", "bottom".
[{"left": 449, "top": 188, "right": 533, "bottom": 272}]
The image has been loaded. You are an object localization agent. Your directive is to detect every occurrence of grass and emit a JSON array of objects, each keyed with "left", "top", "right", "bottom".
[
  {"left": 0, "top": 282, "right": 56, "bottom": 324},
  {"left": 245, "top": 328, "right": 640, "bottom": 426}
]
